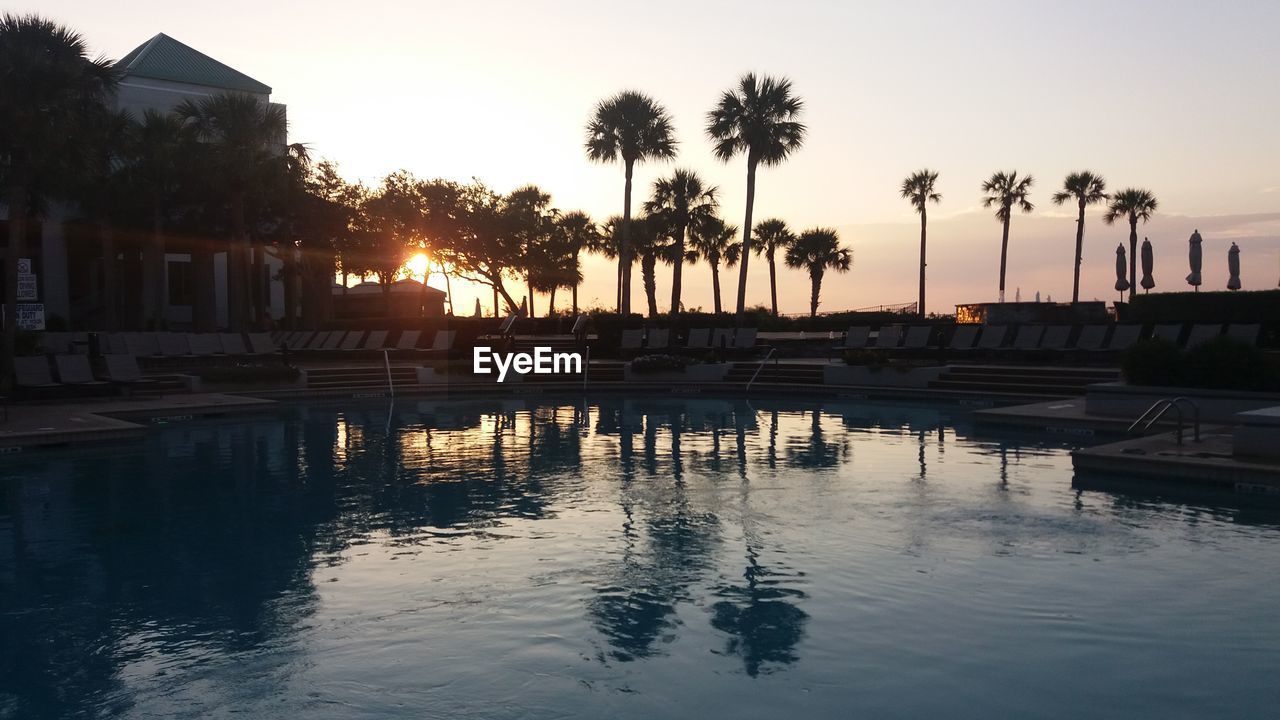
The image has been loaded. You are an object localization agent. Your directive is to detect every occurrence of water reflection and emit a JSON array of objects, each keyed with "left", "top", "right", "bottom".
[{"left": 2, "top": 396, "right": 1278, "bottom": 718}]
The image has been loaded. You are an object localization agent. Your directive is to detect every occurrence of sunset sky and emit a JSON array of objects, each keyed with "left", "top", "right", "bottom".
[{"left": 31, "top": 0, "right": 1280, "bottom": 315}]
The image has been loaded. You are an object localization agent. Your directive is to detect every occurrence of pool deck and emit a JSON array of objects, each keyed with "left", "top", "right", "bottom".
[
  {"left": 0, "top": 393, "right": 276, "bottom": 451},
  {"left": 1073, "top": 430, "right": 1280, "bottom": 491}
]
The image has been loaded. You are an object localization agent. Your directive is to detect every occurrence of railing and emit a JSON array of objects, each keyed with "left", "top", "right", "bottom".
[
  {"left": 383, "top": 349, "right": 396, "bottom": 398},
  {"left": 745, "top": 347, "right": 778, "bottom": 394},
  {"left": 582, "top": 345, "right": 590, "bottom": 391},
  {"left": 1127, "top": 396, "right": 1200, "bottom": 446}
]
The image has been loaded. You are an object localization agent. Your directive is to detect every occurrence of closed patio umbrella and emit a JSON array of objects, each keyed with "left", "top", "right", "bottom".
[
  {"left": 473, "top": 298, "right": 482, "bottom": 317},
  {"left": 1186, "top": 230, "right": 1203, "bottom": 291},
  {"left": 1228, "top": 242, "right": 1242, "bottom": 290},
  {"left": 1139, "top": 237, "right": 1155, "bottom": 292},
  {"left": 1115, "top": 244, "right": 1131, "bottom": 301}
]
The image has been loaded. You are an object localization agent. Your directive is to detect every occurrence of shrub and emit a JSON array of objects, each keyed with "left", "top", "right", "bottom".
[
  {"left": 630, "top": 354, "right": 696, "bottom": 374},
  {"left": 1122, "top": 337, "right": 1279, "bottom": 391},
  {"left": 843, "top": 349, "right": 885, "bottom": 367},
  {"left": 1121, "top": 338, "right": 1184, "bottom": 386}
]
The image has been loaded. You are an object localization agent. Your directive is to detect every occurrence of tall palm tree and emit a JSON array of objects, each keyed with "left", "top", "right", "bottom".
[
  {"left": 643, "top": 169, "right": 718, "bottom": 314},
  {"left": 785, "top": 228, "right": 851, "bottom": 318},
  {"left": 78, "top": 106, "right": 136, "bottom": 331},
  {"left": 556, "top": 210, "right": 601, "bottom": 315},
  {"left": 0, "top": 14, "right": 116, "bottom": 389},
  {"left": 605, "top": 215, "right": 663, "bottom": 318},
  {"left": 1051, "top": 171, "right": 1109, "bottom": 304},
  {"left": 176, "top": 92, "right": 288, "bottom": 330},
  {"left": 130, "top": 109, "right": 187, "bottom": 328},
  {"left": 1103, "top": 188, "right": 1157, "bottom": 303},
  {"left": 585, "top": 91, "right": 677, "bottom": 315},
  {"left": 900, "top": 170, "right": 941, "bottom": 316},
  {"left": 980, "top": 170, "right": 1035, "bottom": 302},
  {"left": 706, "top": 73, "right": 806, "bottom": 318},
  {"left": 506, "top": 184, "right": 555, "bottom": 318},
  {"left": 751, "top": 218, "right": 795, "bottom": 316},
  {"left": 688, "top": 216, "right": 741, "bottom": 315}
]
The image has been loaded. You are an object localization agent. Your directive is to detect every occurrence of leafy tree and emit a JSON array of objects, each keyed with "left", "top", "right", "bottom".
[
  {"left": 1103, "top": 188, "right": 1157, "bottom": 302},
  {"left": 900, "top": 169, "right": 941, "bottom": 316},
  {"left": 784, "top": 228, "right": 851, "bottom": 317},
  {"left": 586, "top": 91, "right": 677, "bottom": 314},
  {"left": 980, "top": 170, "right": 1034, "bottom": 303},
  {"left": 706, "top": 73, "right": 805, "bottom": 317},
  {"left": 751, "top": 218, "right": 795, "bottom": 316},
  {"left": 1052, "top": 171, "right": 1109, "bottom": 304}
]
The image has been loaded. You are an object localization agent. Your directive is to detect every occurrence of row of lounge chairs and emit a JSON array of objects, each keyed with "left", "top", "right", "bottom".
[
  {"left": 36, "top": 329, "right": 458, "bottom": 359},
  {"left": 13, "top": 354, "right": 157, "bottom": 398},
  {"left": 621, "top": 327, "right": 760, "bottom": 354},
  {"left": 836, "top": 322, "right": 1262, "bottom": 357}
]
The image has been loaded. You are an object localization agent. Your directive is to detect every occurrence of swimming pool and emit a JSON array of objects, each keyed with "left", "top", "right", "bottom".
[{"left": 2, "top": 395, "right": 1278, "bottom": 719}]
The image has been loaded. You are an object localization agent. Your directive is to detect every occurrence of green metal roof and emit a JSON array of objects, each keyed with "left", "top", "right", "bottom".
[{"left": 116, "top": 33, "right": 272, "bottom": 95}]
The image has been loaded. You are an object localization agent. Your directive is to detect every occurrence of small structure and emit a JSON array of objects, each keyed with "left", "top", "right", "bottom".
[
  {"left": 955, "top": 301, "right": 1108, "bottom": 325},
  {"left": 333, "top": 279, "right": 446, "bottom": 320}
]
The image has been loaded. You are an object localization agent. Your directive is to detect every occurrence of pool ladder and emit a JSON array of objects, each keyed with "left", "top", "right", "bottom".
[{"left": 1127, "top": 396, "right": 1200, "bottom": 446}]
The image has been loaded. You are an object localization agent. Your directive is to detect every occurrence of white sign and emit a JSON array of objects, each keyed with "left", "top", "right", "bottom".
[
  {"left": 17, "top": 273, "right": 37, "bottom": 301},
  {"left": 17, "top": 303, "right": 45, "bottom": 331},
  {"left": 473, "top": 346, "right": 582, "bottom": 382},
  {"left": 16, "top": 258, "right": 31, "bottom": 275}
]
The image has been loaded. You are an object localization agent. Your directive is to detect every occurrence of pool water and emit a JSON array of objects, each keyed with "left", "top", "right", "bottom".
[{"left": 2, "top": 396, "right": 1278, "bottom": 719}]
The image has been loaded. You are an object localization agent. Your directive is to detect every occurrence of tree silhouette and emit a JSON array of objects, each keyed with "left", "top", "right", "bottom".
[
  {"left": 1103, "top": 188, "right": 1157, "bottom": 302},
  {"left": 900, "top": 169, "right": 941, "bottom": 316},
  {"left": 555, "top": 210, "right": 601, "bottom": 315},
  {"left": 706, "top": 74, "right": 806, "bottom": 318},
  {"left": 644, "top": 169, "right": 718, "bottom": 314},
  {"left": 784, "top": 228, "right": 851, "bottom": 318},
  {"left": 688, "top": 216, "right": 742, "bottom": 315},
  {"left": 586, "top": 91, "right": 677, "bottom": 315},
  {"left": 980, "top": 171, "right": 1035, "bottom": 303},
  {"left": 751, "top": 218, "right": 796, "bottom": 316},
  {"left": 1052, "top": 171, "right": 1109, "bottom": 304}
]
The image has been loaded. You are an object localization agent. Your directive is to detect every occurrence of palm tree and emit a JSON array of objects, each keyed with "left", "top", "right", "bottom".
[
  {"left": 1103, "top": 188, "right": 1157, "bottom": 302},
  {"left": 585, "top": 91, "right": 677, "bottom": 315},
  {"left": 176, "top": 92, "right": 288, "bottom": 330},
  {"left": 688, "top": 216, "right": 742, "bottom": 315},
  {"left": 505, "top": 184, "right": 555, "bottom": 318},
  {"left": 785, "top": 228, "right": 851, "bottom": 318},
  {"left": 605, "top": 215, "right": 663, "bottom": 317},
  {"left": 900, "top": 170, "right": 941, "bottom": 316},
  {"left": 556, "top": 211, "right": 601, "bottom": 315},
  {"left": 751, "top": 219, "right": 795, "bottom": 316},
  {"left": 643, "top": 169, "right": 718, "bottom": 314},
  {"left": 980, "top": 171, "right": 1035, "bottom": 302},
  {"left": 0, "top": 14, "right": 116, "bottom": 390},
  {"left": 706, "top": 74, "right": 806, "bottom": 318},
  {"left": 1051, "top": 171, "right": 1109, "bottom": 304},
  {"left": 78, "top": 107, "right": 136, "bottom": 331},
  {"left": 130, "top": 109, "right": 187, "bottom": 328}
]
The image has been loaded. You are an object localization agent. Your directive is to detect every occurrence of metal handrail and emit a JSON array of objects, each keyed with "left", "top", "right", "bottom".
[
  {"left": 1127, "top": 396, "right": 1200, "bottom": 445},
  {"left": 383, "top": 349, "right": 396, "bottom": 398},
  {"left": 745, "top": 347, "right": 778, "bottom": 394},
  {"left": 582, "top": 345, "right": 590, "bottom": 391}
]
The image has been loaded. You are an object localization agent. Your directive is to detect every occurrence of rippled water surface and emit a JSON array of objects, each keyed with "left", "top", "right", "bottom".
[{"left": 2, "top": 395, "right": 1279, "bottom": 719}]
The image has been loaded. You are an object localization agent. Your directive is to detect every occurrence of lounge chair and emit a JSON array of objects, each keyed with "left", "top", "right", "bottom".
[
  {"left": 901, "top": 325, "right": 932, "bottom": 350},
  {"left": 305, "top": 331, "right": 332, "bottom": 350},
  {"left": 1012, "top": 325, "right": 1045, "bottom": 350},
  {"left": 842, "top": 326, "right": 871, "bottom": 350},
  {"left": 874, "top": 324, "right": 904, "bottom": 349},
  {"left": 648, "top": 328, "right": 670, "bottom": 350},
  {"left": 620, "top": 329, "right": 644, "bottom": 353},
  {"left": 686, "top": 328, "right": 711, "bottom": 349},
  {"left": 733, "top": 328, "right": 758, "bottom": 350},
  {"left": 285, "top": 331, "right": 313, "bottom": 349},
  {"left": 321, "top": 331, "right": 346, "bottom": 350},
  {"left": 1106, "top": 325, "right": 1143, "bottom": 351},
  {"left": 396, "top": 330, "right": 422, "bottom": 350},
  {"left": 339, "top": 330, "right": 365, "bottom": 351},
  {"left": 125, "top": 332, "right": 163, "bottom": 358},
  {"left": 247, "top": 333, "right": 278, "bottom": 355},
  {"left": 219, "top": 333, "right": 249, "bottom": 356},
  {"left": 1074, "top": 325, "right": 1108, "bottom": 351},
  {"left": 100, "top": 333, "right": 129, "bottom": 355},
  {"left": 1184, "top": 324, "right": 1222, "bottom": 348},
  {"left": 428, "top": 330, "right": 456, "bottom": 352},
  {"left": 54, "top": 354, "right": 111, "bottom": 393},
  {"left": 948, "top": 325, "right": 980, "bottom": 351},
  {"left": 712, "top": 328, "right": 734, "bottom": 349},
  {"left": 14, "top": 356, "right": 62, "bottom": 392},
  {"left": 40, "top": 332, "right": 73, "bottom": 355},
  {"left": 270, "top": 331, "right": 290, "bottom": 345},
  {"left": 157, "top": 332, "right": 192, "bottom": 357},
  {"left": 1040, "top": 325, "right": 1073, "bottom": 351},
  {"left": 102, "top": 354, "right": 160, "bottom": 390},
  {"left": 1225, "top": 324, "right": 1261, "bottom": 346},
  {"left": 186, "top": 333, "right": 223, "bottom": 356},
  {"left": 1151, "top": 323, "right": 1183, "bottom": 346},
  {"left": 362, "top": 330, "right": 389, "bottom": 350}
]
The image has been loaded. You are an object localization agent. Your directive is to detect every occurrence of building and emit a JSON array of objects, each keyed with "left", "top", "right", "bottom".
[{"left": 2, "top": 33, "right": 289, "bottom": 331}]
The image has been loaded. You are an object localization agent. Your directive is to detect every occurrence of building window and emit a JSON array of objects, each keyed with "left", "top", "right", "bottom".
[{"left": 168, "top": 261, "right": 194, "bottom": 305}]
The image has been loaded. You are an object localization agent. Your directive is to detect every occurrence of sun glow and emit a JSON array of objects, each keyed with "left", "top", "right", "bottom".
[{"left": 405, "top": 253, "right": 430, "bottom": 279}]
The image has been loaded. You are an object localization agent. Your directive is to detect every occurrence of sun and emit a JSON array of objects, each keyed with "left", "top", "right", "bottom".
[{"left": 405, "top": 252, "right": 430, "bottom": 279}]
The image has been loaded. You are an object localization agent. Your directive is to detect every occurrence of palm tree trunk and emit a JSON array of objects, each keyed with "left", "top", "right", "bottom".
[
  {"left": 620, "top": 159, "right": 634, "bottom": 315},
  {"left": 1127, "top": 216, "right": 1138, "bottom": 303},
  {"left": 99, "top": 217, "right": 118, "bottom": 331},
  {"left": 918, "top": 208, "right": 927, "bottom": 316},
  {"left": 735, "top": 158, "right": 758, "bottom": 318},
  {"left": 440, "top": 261, "right": 454, "bottom": 316},
  {"left": 767, "top": 249, "right": 778, "bottom": 316},
  {"left": 251, "top": 239, "right": 267, "bottom": 327},
  {"left": 527, "top": 278, "right": 536, "bottom": 318},
  {"left": 571, "top": 249, "right": 580, "bottom": 315},
  {"left": 228, "top": 192, "right": 249, "bottom": 331},
  {"left": 711, "top": 261, "right": 722, "bottom": 315},
  {"left": 548, "top": 287, "right": 557, "bottom": 315},
  {"left": 2, "top": 181, "right": 27, "bottom": 394},
  {"left": 809, "top": 268, "right": 822, "bottom": 318},
  {"left": 642, "top": 253, "right": 658, "bottom": 318},
  {"left": 144, "top": 206, "right": 167, "bottom": 329},
  {"left": 193, "top": 245, "right": 217, "bottom": 331},
  {"left": 1072, "top": 201, "right": 1086, "bottom": 304},
  {"left": 998, "top": 215, "right": 1011, "bottom": 303},
  {"left": 669, "top": 222, "right": 686, "bottom": 315},
  {"left": 282, "top": 246, "right": 297, "bottom": 330}
]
